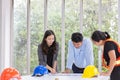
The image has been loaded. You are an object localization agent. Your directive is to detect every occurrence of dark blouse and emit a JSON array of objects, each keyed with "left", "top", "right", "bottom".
[
  {"left": 104, "top": 41, "right": 120, "bottom": 66},
  {"left": 47, "top": 50, "right": 53, "bottom": 68},
  {"left": 37, "top": 42, "right": 59, "bottom": 71}
]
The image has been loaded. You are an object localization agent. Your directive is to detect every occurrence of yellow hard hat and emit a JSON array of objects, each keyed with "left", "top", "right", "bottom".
[{"left": 82, "top": 65, "right": 99, "bottom": 78}]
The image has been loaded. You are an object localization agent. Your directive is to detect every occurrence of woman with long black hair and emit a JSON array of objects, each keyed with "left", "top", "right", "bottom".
[
  {"left": 37, "top": 30, "right": 59, "bottom": 74},
  {"left": 91, "top": 30, "right": 120, "bottom": 80}
]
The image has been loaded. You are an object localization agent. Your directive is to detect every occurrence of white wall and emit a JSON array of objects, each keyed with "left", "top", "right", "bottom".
[
  {"left": 0, "top": 0, "right": 11, "bottom": 73},
  {"left": 0, "top": 0, "right": 2, "bottom": 73}
]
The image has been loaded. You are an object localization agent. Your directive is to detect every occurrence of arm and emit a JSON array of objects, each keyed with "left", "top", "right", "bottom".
[
  {"left": 52, "top": 43, "right": 59, "bottom": 73},
  {"left": 53, "top": 60, "right": 57, "bottom": 70},
  {"left": 64, "top": 40, "right": 74, "bottom": 73},
  {"left": 48, "top": 60, "right": 58, "bottom": 74},
  {"left": 85, "top": 39, "right": 94, "bottom": 65},
  {"left": 46, "top": 65, "right": 55, "bottom": 73},
  {"left": 53, "top": 43, "right": 59, "bottom": 70},
  {"left": 100, "top": 50, "right": 116, "bottom": 76},
  {"left": 37, "top": 45, "right": 46, "bottom": 66},
  {"left": 51, "top": 54, "right": 58, "bottom": 74}
]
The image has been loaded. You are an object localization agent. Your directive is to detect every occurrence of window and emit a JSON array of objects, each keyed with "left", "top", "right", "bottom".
[
  {"left": 12, "top": 0, "right": 119, "bottom": 75},
  {"left": 13, "top": 0, "right": 27, "bottom": 75}
]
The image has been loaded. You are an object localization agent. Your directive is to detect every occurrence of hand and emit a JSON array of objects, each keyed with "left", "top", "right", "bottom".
[
  {"left": 62, "top": 69, "right": 70, "bottom": 73},
  {"left": 100, "top": 71, "right": 111, "bottom": 76},
  {"left": 50, "top": 68, "right": 56, "bottom": 74}
]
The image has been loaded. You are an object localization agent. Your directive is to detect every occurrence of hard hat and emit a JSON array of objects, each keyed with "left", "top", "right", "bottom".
[
  {"left": 82, "top": 65, "right": 99, "bottom": 78},
  {"left": 0, "top": 67, "right": 21, "bottom": 80},
  {"left": 32, "top": 65, "right": 49, "bottom": 76}
]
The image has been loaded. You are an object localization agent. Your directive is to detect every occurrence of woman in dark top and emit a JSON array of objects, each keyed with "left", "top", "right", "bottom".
[
  {"left": 38, "top": 30, "right": 59, "bottom": 74},
  {"left": 91, "top": 30, "right": 120, "bottom": 80}
]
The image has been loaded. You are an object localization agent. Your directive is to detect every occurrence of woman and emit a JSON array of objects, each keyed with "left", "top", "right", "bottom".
[
  {"left": 91, "top": 30, "right": 120, "bottom": 80},
  {"left": 38, "top": 30, "right": 59, "bottom": 74}
]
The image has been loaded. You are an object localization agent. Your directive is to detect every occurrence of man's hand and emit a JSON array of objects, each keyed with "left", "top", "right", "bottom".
[{"left": 62, "top": 69, "right": 71, "bottom": 73}]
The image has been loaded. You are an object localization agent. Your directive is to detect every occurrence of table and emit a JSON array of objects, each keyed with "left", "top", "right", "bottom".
[{"left": 22, "top": 73, "right": 110, "bottom": 80}]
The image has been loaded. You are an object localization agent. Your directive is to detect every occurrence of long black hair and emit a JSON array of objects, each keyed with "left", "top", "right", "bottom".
[
  {"left": 41, "top": 30, "right": 58, "bottom": 55},
  {"left": 91, "top": 30, "right": 111, "bottom": 42}
]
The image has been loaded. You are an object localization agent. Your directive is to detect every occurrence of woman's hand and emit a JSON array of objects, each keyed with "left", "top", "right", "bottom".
[
  {"left": 50, "top": 68, "right": 56, "bottom": 74},
  {"left": 100, "top": 71, "right": 111, "bottom": 76},
  {"left": 46, "top": 65, "right": 56, "bottom": 74}
]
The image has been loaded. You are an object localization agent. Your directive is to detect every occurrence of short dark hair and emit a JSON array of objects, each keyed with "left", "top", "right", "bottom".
[{"left": 71, "top": 32, "right": 83, "bottom": 43}]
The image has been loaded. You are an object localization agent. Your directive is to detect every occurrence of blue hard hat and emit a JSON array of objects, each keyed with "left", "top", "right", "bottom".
[{"left": 32, "top": 65, "right": 49, "bottom": 76}]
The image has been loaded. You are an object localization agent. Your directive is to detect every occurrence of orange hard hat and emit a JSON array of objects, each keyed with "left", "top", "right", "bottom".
[{"left": 0, "top": 67, "right": 21, "bottom": 80}]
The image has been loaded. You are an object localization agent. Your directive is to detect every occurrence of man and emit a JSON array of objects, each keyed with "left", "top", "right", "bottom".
[{"left": 64, "top": 32, "right": 94, "bottom": 73}]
